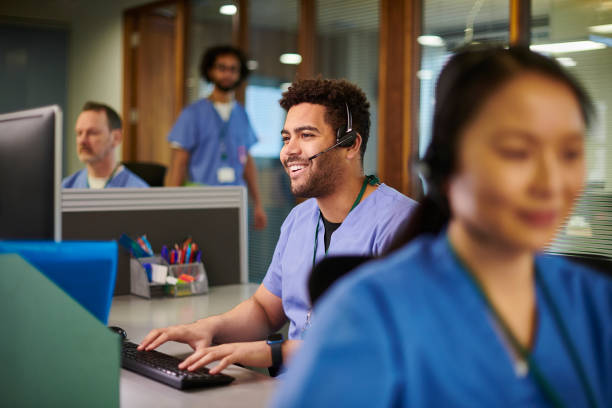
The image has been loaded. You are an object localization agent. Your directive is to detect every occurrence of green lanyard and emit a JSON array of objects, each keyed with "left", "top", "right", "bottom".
[
  {"left": 86, "top": 163, "right": 121, "bottom": 188},
  {"left": 447, "top": 237, "right": 598, "bottom": 408},
  {"left": 312, "top": 175, "right": 379, "bottom": 270}
]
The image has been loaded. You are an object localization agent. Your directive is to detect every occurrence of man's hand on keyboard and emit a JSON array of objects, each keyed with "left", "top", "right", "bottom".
[
  {"left": 178, "top": 341, "right": 272, "bottom": 375},
  {"left": 138, "top": 321, "right": 214, "bottom": 353}
]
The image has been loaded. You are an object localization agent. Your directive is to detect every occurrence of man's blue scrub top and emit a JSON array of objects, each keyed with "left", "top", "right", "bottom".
[
  {"left": 62, "top": 168, "right": 149, "bottom": 188},
  {"left": 272, "top": 232, "right": 612, "bottom": 407},
  {"left": 262, "top": 184, "right": 417, "bottom": 340},
  {"left": 167, "top": 99, "right": 257, "bottom": 186}
]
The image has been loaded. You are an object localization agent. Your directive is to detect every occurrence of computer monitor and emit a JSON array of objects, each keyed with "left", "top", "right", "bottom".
[{"left": 0, "top": 105, "right": 62, "bottom": 241}]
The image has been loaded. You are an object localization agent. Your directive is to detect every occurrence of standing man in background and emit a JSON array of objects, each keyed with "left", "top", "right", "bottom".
[
  {"left": 62, "top": 101, "right": 149, "bottom": 189},
  {"left": 165, "top": 45, "right": 267, "bottom": 230}
]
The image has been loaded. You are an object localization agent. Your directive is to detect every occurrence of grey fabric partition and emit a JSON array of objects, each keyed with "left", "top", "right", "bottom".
[{"left": 62, "top": 187, "right": 247, "bottom": 295}]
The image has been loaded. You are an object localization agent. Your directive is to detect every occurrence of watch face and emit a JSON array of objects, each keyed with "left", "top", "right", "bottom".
[{"left": 267, "top": 333, "right": 283, "bottom": 343}]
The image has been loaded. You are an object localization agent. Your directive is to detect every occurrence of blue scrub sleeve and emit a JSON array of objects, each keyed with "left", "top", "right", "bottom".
[
  {"left": 167, "top": 107, "right": 198, "bottom": 152},
  {"left": 270, "top": 277, "right": 402, "bottom": 407},
  {"left": 261, "top": 224, "right": 289, "bottom": 299},
  {"left": 245, "top": 118, "right": 258, "bottom": 150},
  {"left": 61, "top": 175, "right": 74, "bottom": 188},
  {"left": 370, "top": 218, "right": 404, "bottom": 256},
  {"left": 117, "top": 170, "right": 149, "bottom": 188}
]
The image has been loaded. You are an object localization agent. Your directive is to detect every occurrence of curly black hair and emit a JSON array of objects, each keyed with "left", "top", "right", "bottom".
[
  {"left": 279, "top": 78, "right": 371, "bottom": 160},
  {"left": 199, "top": 45, "right": 250, "bottom": 84}
]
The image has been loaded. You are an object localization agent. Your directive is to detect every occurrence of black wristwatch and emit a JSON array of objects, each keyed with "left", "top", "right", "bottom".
[{"left": 266, "top": 333, "right": 284, "bottom": 370}]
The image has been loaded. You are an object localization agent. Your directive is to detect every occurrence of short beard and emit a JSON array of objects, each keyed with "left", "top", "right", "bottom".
[
  {"left": 215, "top": 79, "right": 241, "bottom": 92},
  {"left": 290, "top": 151, "right": 342, "bottom": 198}
]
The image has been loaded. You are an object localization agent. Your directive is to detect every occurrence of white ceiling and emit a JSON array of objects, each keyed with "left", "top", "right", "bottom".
[{"left": 2, "top": 0, "right": 610, "bottom": 39}]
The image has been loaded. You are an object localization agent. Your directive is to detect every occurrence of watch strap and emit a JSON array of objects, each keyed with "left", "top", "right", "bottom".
[{"left": 269, "top": 341, "right": 283, "bottom": 368}]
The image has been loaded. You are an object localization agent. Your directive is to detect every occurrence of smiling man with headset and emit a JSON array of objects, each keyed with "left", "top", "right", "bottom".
[{"left": 138, "top": 78, "right": 417, "bottom": 376}]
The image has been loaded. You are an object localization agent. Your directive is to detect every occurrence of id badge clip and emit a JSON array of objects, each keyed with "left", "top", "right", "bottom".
[{"left": 217, "top": 166, "right": 236, "bottom": 183}]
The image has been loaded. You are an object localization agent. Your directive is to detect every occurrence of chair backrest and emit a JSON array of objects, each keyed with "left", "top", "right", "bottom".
[{"left": 123, "top": 161, "right": 167, "bottom": 187}]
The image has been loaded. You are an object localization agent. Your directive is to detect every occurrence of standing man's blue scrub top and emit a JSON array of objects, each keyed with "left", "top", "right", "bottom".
[
  {"left": 262, "top": 184, "right": 417, "bottom": 340},
  {"left": 62, "top": 168, "right": 149, "bottom": 188},
  {"left": 272, "top": 232, "right": 612, "bottom": 407},
  {"left": 167, "top": 99, "right": 257, "bottom": 186}
]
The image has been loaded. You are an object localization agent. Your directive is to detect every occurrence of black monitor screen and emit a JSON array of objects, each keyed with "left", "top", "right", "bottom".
[{"left": 0, "top": 106, "right": 62, "bottom": 241}]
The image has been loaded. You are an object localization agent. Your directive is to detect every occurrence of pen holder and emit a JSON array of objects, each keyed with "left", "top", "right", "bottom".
[
  {"left": 130, "top": 256, "right": 166, "bottom": 298},
  {"left": 130, "top": 256, "right": 208, "bottom": 299},
  {"left": 165, "top": 262, "right": 208, "bottom": 297}
]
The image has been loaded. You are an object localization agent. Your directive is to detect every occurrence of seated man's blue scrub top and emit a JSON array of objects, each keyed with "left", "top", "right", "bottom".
[
  {"left": 62, "top": 167, "right": 149, "bottom": 188},
  {"left": 167, "top": 99, "right": 257, "bottom": 186},
  {"left": 271, "top": 232, "right": 612, "bottom": 408},
  {"left": 262, "top": 184, "right": 417, "bottom": 340}
]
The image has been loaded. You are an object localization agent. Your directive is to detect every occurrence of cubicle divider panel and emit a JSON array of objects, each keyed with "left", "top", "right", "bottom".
[
  {"left": 62, "top": 187, "right": 248, "bottom": 295},
  {"left": 0, "top": 254, "right": 120, "bottom": 407}
]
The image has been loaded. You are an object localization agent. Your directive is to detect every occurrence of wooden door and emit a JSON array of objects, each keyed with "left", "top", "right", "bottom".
[{"left": 123, "top": 0, "right": 186, "bottom": 166}]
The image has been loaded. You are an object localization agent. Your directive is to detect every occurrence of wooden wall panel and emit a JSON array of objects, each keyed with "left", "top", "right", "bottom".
[
  {"left": 122, "top": 0, "right": 187, "bottom": 165},
  {"left": 378, "top": 0, "right": 421, "bottom": 198},
  {"left": 137, "top": 14, "right": 176, "bottom": 165},
  {"left": 510, "top": 0, "right": 531, "bottom": 46},
  {"left": 233, "top": 0, "right": 249, "bottom": 105},
  {"left": 297, "top": 0, "right": 316, "bottom": 80}
]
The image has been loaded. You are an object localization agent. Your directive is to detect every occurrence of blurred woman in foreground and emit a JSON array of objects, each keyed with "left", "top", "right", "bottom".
[{"left": 271, "top": 47, "right": 611, "bottom": 407}]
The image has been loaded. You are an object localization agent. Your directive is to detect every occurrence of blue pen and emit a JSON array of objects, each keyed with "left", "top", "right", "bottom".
[
  {"left": 141, "top": 235, "right": 154, "bottom": 255},
  {"left": 118, "top": 233, "right": 149, "bottom": 258},
  {"left": 196, "top": 250, "right": 201, "bottom": 263},
  {"left": 142, "top": 263, "right": 152, "bottom": 282},
  {"left": 161, "top": 245, "right": 169, "bottom": 263},
  {"left": 185, "top": 246, "right": 192, "bottom": 264}
]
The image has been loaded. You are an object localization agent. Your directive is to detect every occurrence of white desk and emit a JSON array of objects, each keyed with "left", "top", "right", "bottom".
[{"left": 109, "top": 284, "right": 277, "bottom": 408}]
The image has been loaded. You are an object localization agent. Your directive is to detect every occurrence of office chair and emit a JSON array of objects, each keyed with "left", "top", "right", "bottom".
[{"left": 123, "top": 161, "right": 167, "bottom": 187}]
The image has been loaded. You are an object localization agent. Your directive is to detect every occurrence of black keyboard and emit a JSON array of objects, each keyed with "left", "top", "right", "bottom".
[{"left": 121, "top": 340, "right": 235, "bottom": 389}]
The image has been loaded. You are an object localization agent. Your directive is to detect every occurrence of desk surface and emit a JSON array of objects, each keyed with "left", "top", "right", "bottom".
[{"left": 109, "top": 284, "right": 277, "bottom": 408}]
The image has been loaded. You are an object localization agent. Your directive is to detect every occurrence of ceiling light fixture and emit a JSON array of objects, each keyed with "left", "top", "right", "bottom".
[
  {"left": 416, "top": 70, "right": 434, "bottom": 80},
  {"left": 530, "top": 40, "right": 606, "bottom": 54},
  {"left": 219, "top": 4, "right": 237, "bottom": 15},
  {"left": 279, "top": 53, "right": 302, "bottom": 65},
  {"left": 556, "top": 57, "right": 577, "bottom": 67},
  {"left": 589, "top": 24, "right": 612, "bottom": 34},
  {"left": 417, "top": 35, "right": 445, "bottom": 47}
]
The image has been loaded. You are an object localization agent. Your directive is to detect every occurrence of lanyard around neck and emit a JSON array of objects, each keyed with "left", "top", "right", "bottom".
[
  {"left": 447, "top": 237, "right": 598, "bottom": 408},
  {"left": 312, "top": 175, "right": 379, "bottom": 270}
]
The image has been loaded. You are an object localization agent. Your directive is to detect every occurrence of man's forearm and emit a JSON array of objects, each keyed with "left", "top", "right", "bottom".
[
  {"left": 166, "top": 148, "right": 189, "bottom": 186},
  {"left": 282, "top": 340, "right": 301, "bottom": 365},
  {"left": 206, "top": 297, "right": 284, "bottom": 344},
  {"left": 243, "top": 155, "right": 262, "bottom": 206}
]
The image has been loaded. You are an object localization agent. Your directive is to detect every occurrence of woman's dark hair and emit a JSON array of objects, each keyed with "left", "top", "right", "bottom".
[
  {"left": 386, "top": 46, "right": 593, "bottom": 253},
  {"left": 199, "top": 45, "right": 250, "bottom": 84}
]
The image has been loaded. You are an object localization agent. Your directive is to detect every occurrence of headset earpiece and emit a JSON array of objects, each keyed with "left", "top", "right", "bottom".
[
  {"left": 336, "top": 127, "right": 357, "bottom": 147},
  {"left": 336, "top": 103, "right": 357, "bottom": 147}
]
